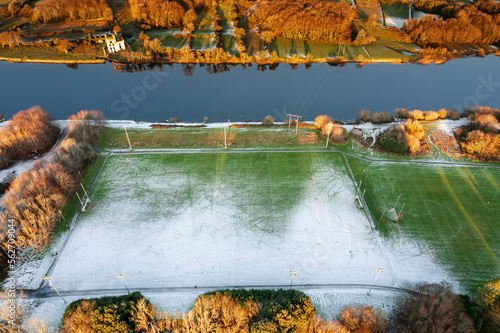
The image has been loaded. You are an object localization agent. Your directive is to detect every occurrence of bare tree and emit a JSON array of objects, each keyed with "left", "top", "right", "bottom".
[{"left": 391, "top": 283, "right": 475, "bottom": 333}]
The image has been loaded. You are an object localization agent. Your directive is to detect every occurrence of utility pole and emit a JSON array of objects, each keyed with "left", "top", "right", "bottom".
[
  {"left": 287, "top": 114, "right": 302, "bottom": 135},
  {"left": 367, "top": 268, "right": 384, "bottom": 295},
  {"left": 44, "top": 276, "right": 66, "bottom": 303},
  {"left": 58, "top": 209, "right": 69, "bottom": 229},
  {"left": 117, "top": 274, "right": 130, "bottom": 294},
  {"left": 289, "top": 270, "right": 297, "bottom": 289},
  {"left": 122, "top": 126, "right": 132, "bottom": 151},
  {"left": 325, "top": 123, "right": 333, "bottom": 149},
  {"left": 80, "top": 183, "right": 91, "bottom": 204}
]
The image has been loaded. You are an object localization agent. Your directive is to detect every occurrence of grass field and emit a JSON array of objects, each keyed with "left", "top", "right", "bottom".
[
  {"left": 96, "top": 127, "right": 325, "bottom": 150},
  {"left": 348, "top": 157, "right": 500, "bottom": 290},
  {"left": 51, "top": 152, "right": 418, "bottom": 291}
]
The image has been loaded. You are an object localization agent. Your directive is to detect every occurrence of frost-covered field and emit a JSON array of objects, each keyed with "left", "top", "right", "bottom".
[{"left": 48, "top": 152, "right": 448, "bottom": 292}]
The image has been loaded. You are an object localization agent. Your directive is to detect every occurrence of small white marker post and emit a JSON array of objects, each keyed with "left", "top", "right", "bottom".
[
  {"left": 44, "top": 276, "right": 66, "bottom": 303},
  {"left": 368, "top": 268, "right": 384, "bottom": 295},
  {"left": 289, "top": 270, "right": 297, "bottom": 289},
  {"left": 117, "top": 274, "right": 130, "bottom": 294},
  {"left": 123, "top": 126, "right": 132, "bottom": 151}
]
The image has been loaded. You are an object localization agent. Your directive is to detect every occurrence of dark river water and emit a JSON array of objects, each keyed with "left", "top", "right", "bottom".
[{"left": 1, "top": 55, "right": 500, "bottom": 122}]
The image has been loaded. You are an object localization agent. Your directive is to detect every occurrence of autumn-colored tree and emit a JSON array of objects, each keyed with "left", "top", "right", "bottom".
[
  {"left": 391, "top": 283, "right": 476, "bottom": 333},
  {"left": 424, "top": 110, "right": 439, "bottom": 121},
  {"left": 0, "top": 106, "right": 60, "bottom": 168},
  {"left": 372, "top": 112, "right": 393, "bottom": 124},
  {"left": 339, "top": 305, "right": 387, "bottom": 333},
  {"left": 262, "top": 115, "right": 275, "bottom": 125},
  {"left": 461, "top": 130, "right": 500, "bottom": 161},
  {"left": 408, "top": 110, "right": 424, "bottom": 120},
  {"left": 182, "top": 292, "right": 259, "bottom": 332},
  {"left": 475, "top": 114, "right": 499, "bottom": 134},
  {"left": 0, "top": 30, "right": 25, "bottom": 47},
  {"left": 33, "top": 0, "right": 113, "bottom": 22},
  {"left": 67, "top": 110, "right": 106, "bottom": 143},
  {"left": 130, "top": 0, "right": 187, "bottom": 29},
  {"left": 311, "top": 316, "right": 349, "bottom": 333},
  {"left": 403, "top": 5, "right": 500, "bottom": 46},
  {"left": 251, "top": 0, "right": 355, "bottom": 44},
  {"left": 61, "top": 300, "right": 95, "bottom": 333},
  {"left": 476, "top": 279, "right": 500, "bottom": 332},
  {"left": 357, "top": 109, "right": 371, "bottom": 122},
  {"left": 315, "top": 115, "right": 334, "bottom": 130}
]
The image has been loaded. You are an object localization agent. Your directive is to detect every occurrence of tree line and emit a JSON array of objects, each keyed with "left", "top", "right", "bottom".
[
  {"left": 32, "top": 0, "right": 114, "bottom": 23},
  {"left": 54, "top": 281, "right": 487, "bottom": 332},
  {"left": 250, "top": 0, "right": 356, "bottom": 44},
  {"left": 129, "top": 0, "right": 210, "bottom": 29},
  {"left": 0, "top": 109, "right": 105, "bottom": 257},
  {"left": 403, "top": 3, "right": 500, "bottom": 46}
]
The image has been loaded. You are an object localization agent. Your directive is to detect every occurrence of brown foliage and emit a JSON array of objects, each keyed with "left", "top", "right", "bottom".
[
  {"left": 372, "top": 112, "right": 393, "bottom": 124},
  {"left": 182, "top": 293, "right": 259, "bottom": 332},
  {"left": 0, "top": 30, "right": 26, "bottom": 46},
  {"left": 339, "top": 305, "right": 387, "bottom": 333},
  {"left": 130, "top": 0, "right": 187, "bottom": 29},
  {"left": 475, "top": 114, "right": 499, "bottom": 134},
  {"left": 403, "top": 6, "right": 500, "bottom": 46},
  {"left": 251, "top": 0, "right": 355, "bottom": 43},
  {"left": 424, "top": 110, "right": 439, "bottom": 121},
  {"left": 33, "top": 0, "right": 113, "bottom": 23},
  {"left": 315, "top": 115, "right": 347, "bottom": 142},
  {"left": 0, "top": 106, "right": 60, "bottom": 168},
  {"left": 391, "top": 283, "right": 476, "bottom": 333},
  {"left": 311, "top": 316, "right": 349, "bottom": 333},
  {"left": 67, "top": 110, "right": 106, "bottom": 143},
  {"left": 315, "top": 115, "right": 334, "bottom": 130},
  {"left": 262, "top": 115, "right": 275, "bottom": 125},
  {"left": 461, "top": 130, "right": 500, "bottom": 161},
  {"left": 357, "top": 109, "right": 371, "bottom": 122},
  {"left": 61, "top": 300, "right": 95, "bottom": 333}
]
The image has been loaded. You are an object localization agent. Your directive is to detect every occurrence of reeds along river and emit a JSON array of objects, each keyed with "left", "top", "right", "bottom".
[{"left": 1, "top": 55, "right": 500, "bottom": 123}]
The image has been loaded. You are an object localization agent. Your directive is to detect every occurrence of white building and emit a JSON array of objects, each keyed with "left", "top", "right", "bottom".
[{"left": 106, "top": 34, "right": 126, "bottom": 54}]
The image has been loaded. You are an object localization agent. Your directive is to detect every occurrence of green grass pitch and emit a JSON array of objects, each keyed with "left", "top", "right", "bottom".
[{"left": 348, "top": 157, "right": 500, "bottom": 290}]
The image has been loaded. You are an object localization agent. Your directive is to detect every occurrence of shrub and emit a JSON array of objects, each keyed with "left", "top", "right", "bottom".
[
  {"left": 395, "top": 108, "right": 409, "bottom": 119},
  {"left": 379, "top": 136, "right": 408, "bottom": 154},
  {"left": 391, "top": 283, "right": 476, "bottom": 333},
  {"left": 262, "top": 115, "right": 275, "bottom": 126},
  {"left": 357, "top": 109, "right": 371, "bottom": 122},
  {"left": 372, "top": 112, "right": 393, "bottom": 124}
]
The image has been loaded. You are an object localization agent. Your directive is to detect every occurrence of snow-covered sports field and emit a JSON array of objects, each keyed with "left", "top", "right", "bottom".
[{"left": 49, "top": 152, "right": 449, "bottom": 292}]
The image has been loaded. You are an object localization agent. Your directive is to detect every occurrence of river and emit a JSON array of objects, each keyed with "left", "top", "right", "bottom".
[{"left": 1, "top": 55, "right": 499, "bottom": 122}]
